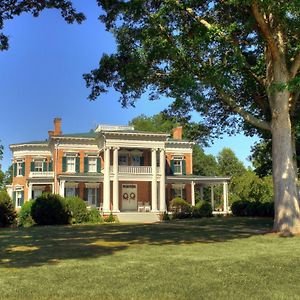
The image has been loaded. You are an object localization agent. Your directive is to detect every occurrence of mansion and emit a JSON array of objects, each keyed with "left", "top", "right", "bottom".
[{"left": 8, "top": 118, "right": 230, "bottom": 213}]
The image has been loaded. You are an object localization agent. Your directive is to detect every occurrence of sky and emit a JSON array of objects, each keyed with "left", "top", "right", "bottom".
[{"left": 0, "top": 0, "right": 258, "bottom": 172}]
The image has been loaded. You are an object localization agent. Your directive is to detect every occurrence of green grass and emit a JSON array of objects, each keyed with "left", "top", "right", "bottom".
[{"left": 1, "top": 217, "right": 300, "bottom": 300}]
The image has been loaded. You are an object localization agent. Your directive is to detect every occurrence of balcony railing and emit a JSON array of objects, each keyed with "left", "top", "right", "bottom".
[
  {"left": 29, "top": 171, "right": 55, "bottom": 178},
  {"left": 107, "top": 166, "right": 160, "bottom": 175}
]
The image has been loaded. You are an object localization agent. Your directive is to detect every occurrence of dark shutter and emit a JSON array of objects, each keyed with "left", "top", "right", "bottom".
[
  {"left": 48, "top": 160, "right": 53, "bottom": 171},
  {"left": 140, "top": 156, "right": 144, "bottom": 166},
  {"left": 182, "top": 160, "right": 186, "bottom": 175},
  {"left": 170, "top": 188, "right": 175, "bottom": 200},
  {"left": 43, "top": 161, "right": 47, "bottom": 172},
  {"left": 13, "top": 163, "right": 17, "bottom": 177},
  {"left": 182, "top": 188, "right": 187, "bottom": 201},
  {"left": 84, "top": 187, "right": 88, "bottom": 202},
  {"left": 62, "top": 157, "right": 67, "bottom": 172},
  {"left": 76, "top": 157, "right": 80, "bottom": 173},
  {"left": 21, "top": 162, "right": 25, "bottom": 176},
  {"left": 64, "top": 188, "right": 66, "bottom": 197},
  {"left": 75, "top": 188, "right": 80, "bottom": 197},
  {"left": 12, "top": 191, "right": 16, "bottom": 207},
  {"left": 170, "top": 160, "right": 174, "bottom": 175},
  {"left": 30, "top": 161, "right": 35, "bottom": 172},
  {"left": 97, "top": 158, "right": 101, "bottom": 173},
  {"left": 20, "top": 191, "right": 24, "bottom": 206},
  {"left": 84, "top": 157, "right": 89, "bottom": 173},
  {"left": 96, "top": 188, "right": 100, "bottom": 207}
]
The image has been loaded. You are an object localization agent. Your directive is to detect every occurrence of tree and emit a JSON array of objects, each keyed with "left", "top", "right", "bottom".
[
  {"left": 84, "top": 1, "right": 300, "bottom": 233},
  {"left": 0, "top": 0, "right": 85, "bottom": 51},
  {"left": 217, "top": 148, "right": 246, "bottom": 177},
  {"left": 193, "top": 145, "right": 219, "bottom": 176}
]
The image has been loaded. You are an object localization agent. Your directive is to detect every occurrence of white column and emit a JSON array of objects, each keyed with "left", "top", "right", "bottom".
[
  {"left": 151, "top": 148, "right": 158, "bottom": 211},
  {"left": 159, "top": 149, "right": 166, "bottom": 211},
  {"left": 223, "top": 182, "right": 228, "bottom": 213},
  {"left": 113, "top": 147, "right": 120, "bottom": 212},
  {"left": 103, "top": 147, "right": 111, "bottom": 212},
  {"left": 28, "top": 183, "right": 32, "bottom": 200},
  {"left": 191, "top": 181, "right": 195, "bottom": 206},
  {"left": 211, "top": 185, "right": 215, "bottom": 211},
  {"left": 51, "top": 184, "right": 55, "bottom": 194},
  {"left": 59, "top": 180, "right": 65, "bottom": 197}
]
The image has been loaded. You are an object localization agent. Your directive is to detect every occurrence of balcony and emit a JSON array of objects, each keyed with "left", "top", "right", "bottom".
[
  {"left": 29, "top": 171, "right": 55, "bottom": 178},
  {"left": 108, "top": 166, "right": 160, "bottom": 174}
]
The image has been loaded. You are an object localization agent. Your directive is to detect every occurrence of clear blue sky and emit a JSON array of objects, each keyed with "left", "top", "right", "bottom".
[{"left": 0, "top": 0, "right": 258, "bottom": 172}]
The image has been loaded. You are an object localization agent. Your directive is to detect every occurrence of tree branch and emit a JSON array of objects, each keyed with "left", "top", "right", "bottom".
[
  {"left": 251, "top": 1, "right": 280, "bottom": 61},
  {"left": 290, "top": 52, "right": 300, "bottom": 79}
]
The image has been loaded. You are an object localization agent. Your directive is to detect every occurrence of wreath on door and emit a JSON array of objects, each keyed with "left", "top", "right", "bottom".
[
  {"left": 123, "top": 193, "right": 129, "bottom": 200},
  {"left": 130, "top": 192, "right": 136, "bottom": 199}
]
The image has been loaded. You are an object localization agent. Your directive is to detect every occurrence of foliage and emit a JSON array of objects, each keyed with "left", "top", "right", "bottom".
[
  {"left": 3, "top": 165, "right": 13, "bottom": 186},
  {"left": 193, "top": 145, "right": 219, "bottom": 176},
  {"left": 170, "top": 197, "right": 191, "bottom": 219},
  {"left": 0, "top": 1, "right": 85, "bottom": 51},
  {"left": 0, "top": 140, "right": 3, "bottom": 160},
  {"left": 161, "top": 211, "right": 170, "bottom": 221},
  {"left": 86, "top": 208, "right": 103, "bottom": 224},
  {"left": 231, "top": 200, "right": 274, "bottom": 218},
  {"left": 31, "top": 193, "right": 70, "bottom": 225},
  {"left": 65, "top": 196, "right": 88, "bottom": 224},
  {"left": 217, "top": 148, "right": 246, "bottom": 176},
  {"left": 104, "top": 212, "right": 117, "bottom": 223},
  {"left": 0, "top": 190, "right": 16, "bottom": 227},
  {"left": 18, "top": 200, "right": 35, "bottom": 227},
  {"left": 193, "top": 201, "right": 213, "bottom": 218},
  {"left": 230, "top": 171, "right": 273, "bottom": 204}
]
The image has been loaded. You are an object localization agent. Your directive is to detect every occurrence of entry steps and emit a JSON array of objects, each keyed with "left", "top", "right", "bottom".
[{"left": 115, "top": 212, "right": 160, "bottom": 223}]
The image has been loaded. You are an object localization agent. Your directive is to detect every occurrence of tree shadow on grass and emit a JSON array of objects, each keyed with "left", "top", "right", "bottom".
[{"left": 0, "top": 217, "right": 273, "bottom": 269}]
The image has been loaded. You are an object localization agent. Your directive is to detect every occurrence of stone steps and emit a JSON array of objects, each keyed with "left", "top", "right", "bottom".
[{"left": 116, "top": 212, "right": 160, "bottom": 223}]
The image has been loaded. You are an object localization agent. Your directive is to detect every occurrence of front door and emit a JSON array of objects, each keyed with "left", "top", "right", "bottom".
[{"left": 122, "top": 184, "right": 137, "bottom": 211}]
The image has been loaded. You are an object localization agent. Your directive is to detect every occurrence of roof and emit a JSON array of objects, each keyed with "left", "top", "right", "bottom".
[
  {"left": 56, "top": 132, "right": 97, "bottom": 138},
  {"left": 10, "top": 140, "right": 48, "bottom": 147}
]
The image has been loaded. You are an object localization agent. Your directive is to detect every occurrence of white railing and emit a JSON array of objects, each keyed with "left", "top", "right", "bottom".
[
  {"left": 107, "top": 166, "right": 160, "bottom": 174},
  {"left": 29, "top": 171, "right": 55, "bottom": 178}
]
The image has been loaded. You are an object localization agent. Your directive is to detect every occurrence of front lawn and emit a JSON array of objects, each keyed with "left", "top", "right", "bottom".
[{"left": 1, "top": 217, "right": 300, "bottom": 300}]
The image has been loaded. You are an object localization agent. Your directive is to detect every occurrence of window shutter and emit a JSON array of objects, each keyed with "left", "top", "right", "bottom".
[
  {"left": 182, "top": 188, "right": 187, "bottom": 201},
  {"left": 12, "top": 192, "right": 16, "bottom": 207},
  {"left": 182, "top": 160, "right": 186, "bottom": 175},
  {"left": 22, "top": 162, "right": 25, "bottom": 176},
  {"left": 140, "top": 156, "right": 144, "bottom": 166},
  {"left": 84, "top": 157, "right": 89, "bottom": 173},
  {"left": 76, "top": 157, "right": 80, "bottom": 173},
  {"left": 84, "top": 188, "right": 88, "bottom": 202},
  {"left": 13, "top": 163, "right": 17, "bottom": 177},
  {"left": 20, "top": 191, "right": 24, "bottom": 206},
  {"left": 97, "top": 158, "right": 101, "bottom": 173},
  {"left": 30, "top": 161, "right": 35, "bottom": 172},
  {"left": 48, "top": 160, "right": 53, "bottom": 171},
  {"left": 64, "top": 188, "right": 66, "bottom": 197},
  {"left": 75, "top": 188, "right": 80, "bottom": 197},
  {"left": 170, "top": 160, "right": 174, "bottom": 175},
  {"left": 43, "top": 161, "right": 47, "bottom": 172},
  {"left": 62, "top": 157, "right": 67, "bottom": 172},
  {"left": 96, "top": 188, "right": 100, "bottom": 207},
  {"left": 170, "top": 188, "right": 175, "bottom": 200}
]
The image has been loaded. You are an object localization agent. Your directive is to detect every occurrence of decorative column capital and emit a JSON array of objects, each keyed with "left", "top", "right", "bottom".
[
  {"left": 113, "top": 147, "right": 120, "bottom": 151},
  {"left": 151, "top": 148, "right": 158, "bottom": 152}
]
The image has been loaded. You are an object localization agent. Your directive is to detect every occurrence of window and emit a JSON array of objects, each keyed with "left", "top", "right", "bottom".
[
  {"left": 174, "top": 160, "right": 182, "bottom": 174},
  {"left": 118, "top": 155, "right": 128, "bottom": 166},
  {"left": 87, "top": 188, "right": 97, "bottom": 206},
  {"left": 66, "top": 157, "right": 76, "bottom": 172},
  {"left": 88, "top": 157, "right": 97, "bottom": 172},
  {"left": 17, "top": 161, "right": 23, "bottom": 176},
  {"left": 16, "top": 191, "right": 23, "bottom": 207},
  {"left": 65, "top": 187, "right": 75, "bottom": 197},
  {"left": 34, "top": 160, "right": 43, "bottom": 172},
  {"left": 132, "top": 155, "right": 140, "bottom": 166},
  {"left": 33, "top": 189, "right": 43, "bottom": 199}
]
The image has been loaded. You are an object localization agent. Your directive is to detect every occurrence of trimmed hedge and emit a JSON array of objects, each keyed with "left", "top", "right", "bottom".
[
  {"left": 170, "top": 197, "right": 191, "bottom": 219},
  {"left": 0, "top": 191, "right": 16, "bottom": 227},
  {"left": 65, "top": 196, "right": 88, "bottom": 224},
  {"left": 18, "top": 200, "right": 35, "bottom": 227},
  {"left": 86, "top": 207, "right": 103, "bottom": 223},
  {"left": 192, "top": 200, "right": 213, "bottom": 218},
  {"left": 31, "top": 193, "right": 71, "bottom": 225},
  {"left": 231, "top": 200, "right": 274, "bottom": 217}
]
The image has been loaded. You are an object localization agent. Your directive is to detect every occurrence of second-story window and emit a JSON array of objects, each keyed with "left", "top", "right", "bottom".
[
  {"left": 66, "top": 157, "right": 76, "bottom": 172},
  {"left": 88, "top": 157, "right": 97, "bottom": 172},
  {"left": 132, "top": 156, "right": 140, "bottom": 166},
  {"left": 173, "top": 156, "right": 185, "bottom": 175},
  {"left": 34, "top": 160, "right": 43, "bottom": 172},
  {"left": 17, "top": 161, "right": 23, "bottom": 176},
  {"left": 119, "top": 155, "right": 128, "bottom": 166}
]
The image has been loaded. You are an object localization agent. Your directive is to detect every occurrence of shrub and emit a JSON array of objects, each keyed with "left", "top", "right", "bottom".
[
  {"left": 231, "top": 200, "right": 274, "bottom": 217},
  {"left": 170, "top": 197, "right": 191, "bottom": 219},
  {"left": 162, "top": 211, "right": 170, "bottom": 221},
  {"left": 194, "top": 200, "right": 213, "bottom": 218},
  {"left": 86, "top": 207, "right": 103, "bottom": 223},
  {"left": 65, "top": 196, "right": 88, "bottom": 224},
  {"left": 0, "top": 191, "right": 16, "bottom": 227},
  {"left": 104, "top": 212, "right": 117, "bottom": 223},
  {"left": 31, "top": 193, "right": 71, "bottom": 225},
  {"left": 18, "top": 200, "right": 35, "bottom": 227},
  {"left": 231, "top": 200, "right": 249, "bottom": 217}
]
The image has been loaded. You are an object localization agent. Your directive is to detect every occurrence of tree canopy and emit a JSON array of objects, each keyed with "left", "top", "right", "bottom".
[{"left": 0, "top": 0, "right": 85, "bottom": 51}]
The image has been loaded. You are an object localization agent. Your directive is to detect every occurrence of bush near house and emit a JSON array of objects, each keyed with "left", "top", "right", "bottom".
[
  {"left": 18, "top": 200, "right": 35, "bottom": 227},
  {"left": 231, "top": 200, "right": 274, "bottom": 217},
  {"left": 31, "top": 193, "right": 71, "bottom": 225},
  {"left": 170, "top": 197, "right": 191, "bottom": 219},
  {"left": 0, "top": 190, "right": 16, "bottom": 227},
  {"left": 65, "top": 196, "right": 89, "bottom": 224},
  {"left": 86, "top": 207, "right": 103, "bottom": 223},
  {"left": 192, "top": 200, "right": 213, "bottom": 218}
]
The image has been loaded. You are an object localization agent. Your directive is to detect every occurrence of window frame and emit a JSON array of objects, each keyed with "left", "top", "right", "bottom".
[
  {"left": 66, "top": 156, "right": 76, "bottom": 173},
  {"left": 88, "top": 157, "right": 97, "bottom": 173},
  {"left": 16, "top": 161, "right": 23, "bottom": 177}
]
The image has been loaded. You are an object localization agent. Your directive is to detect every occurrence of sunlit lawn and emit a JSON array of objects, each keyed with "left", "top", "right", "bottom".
[{"left": 1, "top": 217, "right": 300, "bottom": 300}]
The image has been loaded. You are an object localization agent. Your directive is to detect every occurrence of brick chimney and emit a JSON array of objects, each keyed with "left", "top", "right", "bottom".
[
  {"left": 53, "top": 118, "right": 62, "bottom": 136},
  {"left": 48, "top": 130, "right": 54, "bottom": 137},
  {"left": 172, "top": 126, "right": 183, "bottom": 140}
]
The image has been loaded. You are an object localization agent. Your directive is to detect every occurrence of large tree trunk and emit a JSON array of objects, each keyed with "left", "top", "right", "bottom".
[{"left": 272, "top": 90, "right": 300, "bottom": 234}]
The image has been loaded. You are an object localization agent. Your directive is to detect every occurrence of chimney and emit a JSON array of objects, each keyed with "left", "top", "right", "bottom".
[
  {"left": 53, "top": 118, "right": 62, "bottom": 136},
  {"left": 172, "top": 126, "right": 183, "bottom": 140},
  {"left": 48, "top": 130, "right": 54, "bottom": 138}
]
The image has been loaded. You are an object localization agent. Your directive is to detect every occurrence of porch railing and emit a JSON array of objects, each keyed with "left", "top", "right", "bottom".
[
  {"left": 29, "top": 171, "right": 55, "bottom": 178},
  {"left": 107, "top": 166, "right": 160, "bottom": 174}
]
